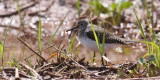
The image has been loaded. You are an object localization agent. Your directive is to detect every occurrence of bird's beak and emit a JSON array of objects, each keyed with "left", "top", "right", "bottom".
[{"left": 66, "top": 26, "right": 79, "bottom": 32}]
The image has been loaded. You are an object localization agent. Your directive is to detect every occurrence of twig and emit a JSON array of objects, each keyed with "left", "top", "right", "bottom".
[
  {"left": 45, "top": 71, "right": 61, "bottom": 78},
  {"left": 16, "top": 37, "right": 47, "bottom": 62},
  {"left": 55, "top": 65, "right": 68, "bottom": 75},
  {"left": 19, "top": 62, "right": 42, "bottom": 80},
  {"left": 15, "top": 68, "right": 20, "bottom": 80},
  {"left": 36, "top": 63, "right": 52, "bottom": 72},
  {"left": 38, "top": 67, "right": 54, "bottom": 74},
  {"left": 1, "top": 67, "right": 32, "bottom": 79},
  {"left": 125, "top": 76, "right": 160, "bottom": 80},
  {"left": 0, "top": 24, "right": 39, "bottom": 34},
  {"left": 0, "top": 24, "right": 19, "bottom": 30},
  {"left": 0, "top": 1, "right": 37, "bottom": 17},
  {"left": 24, "top": 43, "right": 55, "bottom": 61}
]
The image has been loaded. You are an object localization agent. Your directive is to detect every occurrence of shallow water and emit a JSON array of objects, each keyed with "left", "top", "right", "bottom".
[{"left": 0, "top": 32, "right": 146, "bottom": 66}]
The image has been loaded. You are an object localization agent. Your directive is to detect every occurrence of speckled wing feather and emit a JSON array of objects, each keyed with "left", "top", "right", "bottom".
[{"left": 86, "top": 25, "right": 128, "bottom": 45}]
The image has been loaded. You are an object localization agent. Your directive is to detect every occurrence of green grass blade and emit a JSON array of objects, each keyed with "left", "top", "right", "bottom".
[
  {"left": 101, "top": 29, "right": 105, "bottom": 55},
  {"left": 49, "top": 10, "right": 70, "bottom": 44},
  {"left": 38, "top": 18, "right": 42, "bottom": 55},
  {"left": 16, "top": 0, "right": 25, "bottom": 30},
  {"left": 0, "top": 42, "right": 4, "bottom": 66},
  {"left": 134, "top": 10, "right": 147, "bottom": 41},
  {"left": 68, "top": 34, "right": 77, "bottom": 53},
  {"left": 91, "top": 23, "right": 106, "bottom": 56},
  {"left": 1, "top": 18, "right": 13, "bottom": 66},
  {"left": 142, "top": 0, "right": 154, "bottom": 40},
  {"left": 91, "top": 23, "right": 100, "bottom": 52},
  {"left": 76, "top": 0, "right": 80, "bottom": 16}
]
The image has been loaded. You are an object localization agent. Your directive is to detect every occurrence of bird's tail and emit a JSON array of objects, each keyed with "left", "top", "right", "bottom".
[{"left": 124, "top": 39, "right": 140, "bottom": 45}]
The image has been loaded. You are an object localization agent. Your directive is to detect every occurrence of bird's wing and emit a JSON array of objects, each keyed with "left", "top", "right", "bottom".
[{"left": 86, "top": 25, "right": 128, "bottom": 45}]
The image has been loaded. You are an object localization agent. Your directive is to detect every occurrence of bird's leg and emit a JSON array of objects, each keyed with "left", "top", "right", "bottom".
[
  {"left": 102, "top": 53, "right": 113, "bottom": 68},
  {"left": 101, "top": 56, "right": 104, "bottom": 66},
  {"left": 92, "top": 51, "right": 96, "bottom": 62},
  {"left": 101, "top": 53, "right": 105, "bottom": 66},
  {"left": 104, "top": 53, "right": 107, "bottom": 65},
  {"left": 101, "top": 53, "right": 108, "bottom": 66}
]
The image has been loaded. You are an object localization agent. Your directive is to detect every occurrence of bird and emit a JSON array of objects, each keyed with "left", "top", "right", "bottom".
[{"left": 67, "top": 19, "right": 133, "bottom": 52}]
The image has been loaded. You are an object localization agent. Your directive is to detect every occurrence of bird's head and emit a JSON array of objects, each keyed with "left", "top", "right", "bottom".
[{"left": 67, "top": 19, "right": 89, "bottom": 32}]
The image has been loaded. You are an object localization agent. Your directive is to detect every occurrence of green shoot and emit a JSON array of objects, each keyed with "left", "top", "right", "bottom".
[
  {"left": 8, "top": 43, "right": 16, "bottom": 67},
  {"left": 110, "top": 0, "right": 132, "bottom": 25},
  {"left": 134, "top": 10, "right": 147, "bottom": 41},
  {"left": 68, "top": 34, "right": 77, "bottom": 53},
  {"left": 8, "top": 49, "right": 18, "bottom": 67},
  {"left": 101, "top": 29, "right": 106, "bottom": 55},
  {"left": 91, "top": 24, "right": 100, "bottom": 51},
  {"left": 89, "top": 0, "right": 132, "bottom": 25},
  {"left": 76, "top": 0, "right": 81, "bottom": 16},
  {"left": 142, "top": 0, "right": 156, "bottom": 42},
  {"left": 91, "top": 23, "right": 105, "bottom": 56},
  {"left": 0, "top": 42, "right": 4, "bottom": 66},
  {"left": 16, "top": 0, "right": 25, "bottom": 31},
  {"left": 1, "top": 18, "right": 13, "bottom": 67},
  {"left": 38, "top": 18, "right": 42, "bottom": 55},
  {"left": 89, "top": 0, "right": 108, "bottom": 16},
  {"left": 49, "top": 10, "right": 69, "bottom": 45},
  {"left": 7, "top": 56, "right": 22, "bottom": 69}
]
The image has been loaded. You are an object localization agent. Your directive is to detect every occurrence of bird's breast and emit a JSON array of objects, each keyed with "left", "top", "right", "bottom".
[{"left": 78, "top": 35, "right": 121, "bottom": 52}]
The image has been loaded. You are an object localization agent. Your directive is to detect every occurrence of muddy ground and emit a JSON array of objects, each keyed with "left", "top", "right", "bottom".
[{"left": 0, "top": 0, "right": 160, "bottom": 79}]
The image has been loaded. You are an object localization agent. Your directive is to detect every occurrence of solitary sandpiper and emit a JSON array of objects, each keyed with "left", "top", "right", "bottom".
[{"left": 67, "top": 19, "right": 132, "bottom": 52}]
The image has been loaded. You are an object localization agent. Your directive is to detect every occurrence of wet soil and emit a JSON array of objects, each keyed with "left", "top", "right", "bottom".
[{"left": 0, "top": 0, "right": 159, "bottom": 79}]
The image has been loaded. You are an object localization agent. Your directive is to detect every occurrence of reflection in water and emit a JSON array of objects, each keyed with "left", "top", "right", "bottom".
[{"left": 78, "top": 44, "right": 146, "bottom": 65}]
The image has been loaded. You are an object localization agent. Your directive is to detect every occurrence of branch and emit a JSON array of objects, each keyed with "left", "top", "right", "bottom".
[{"left": 0, "top": 1, "right": 36, "bottom": 17}]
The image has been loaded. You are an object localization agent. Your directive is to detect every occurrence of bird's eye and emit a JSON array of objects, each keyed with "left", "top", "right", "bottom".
[{"left": 79, "top": 23, "right": 83, "bottom": 26}]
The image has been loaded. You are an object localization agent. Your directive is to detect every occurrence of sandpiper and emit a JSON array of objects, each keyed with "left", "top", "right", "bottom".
[{"left": 67, "top": 19, "right": 131, "bottom": 52}]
